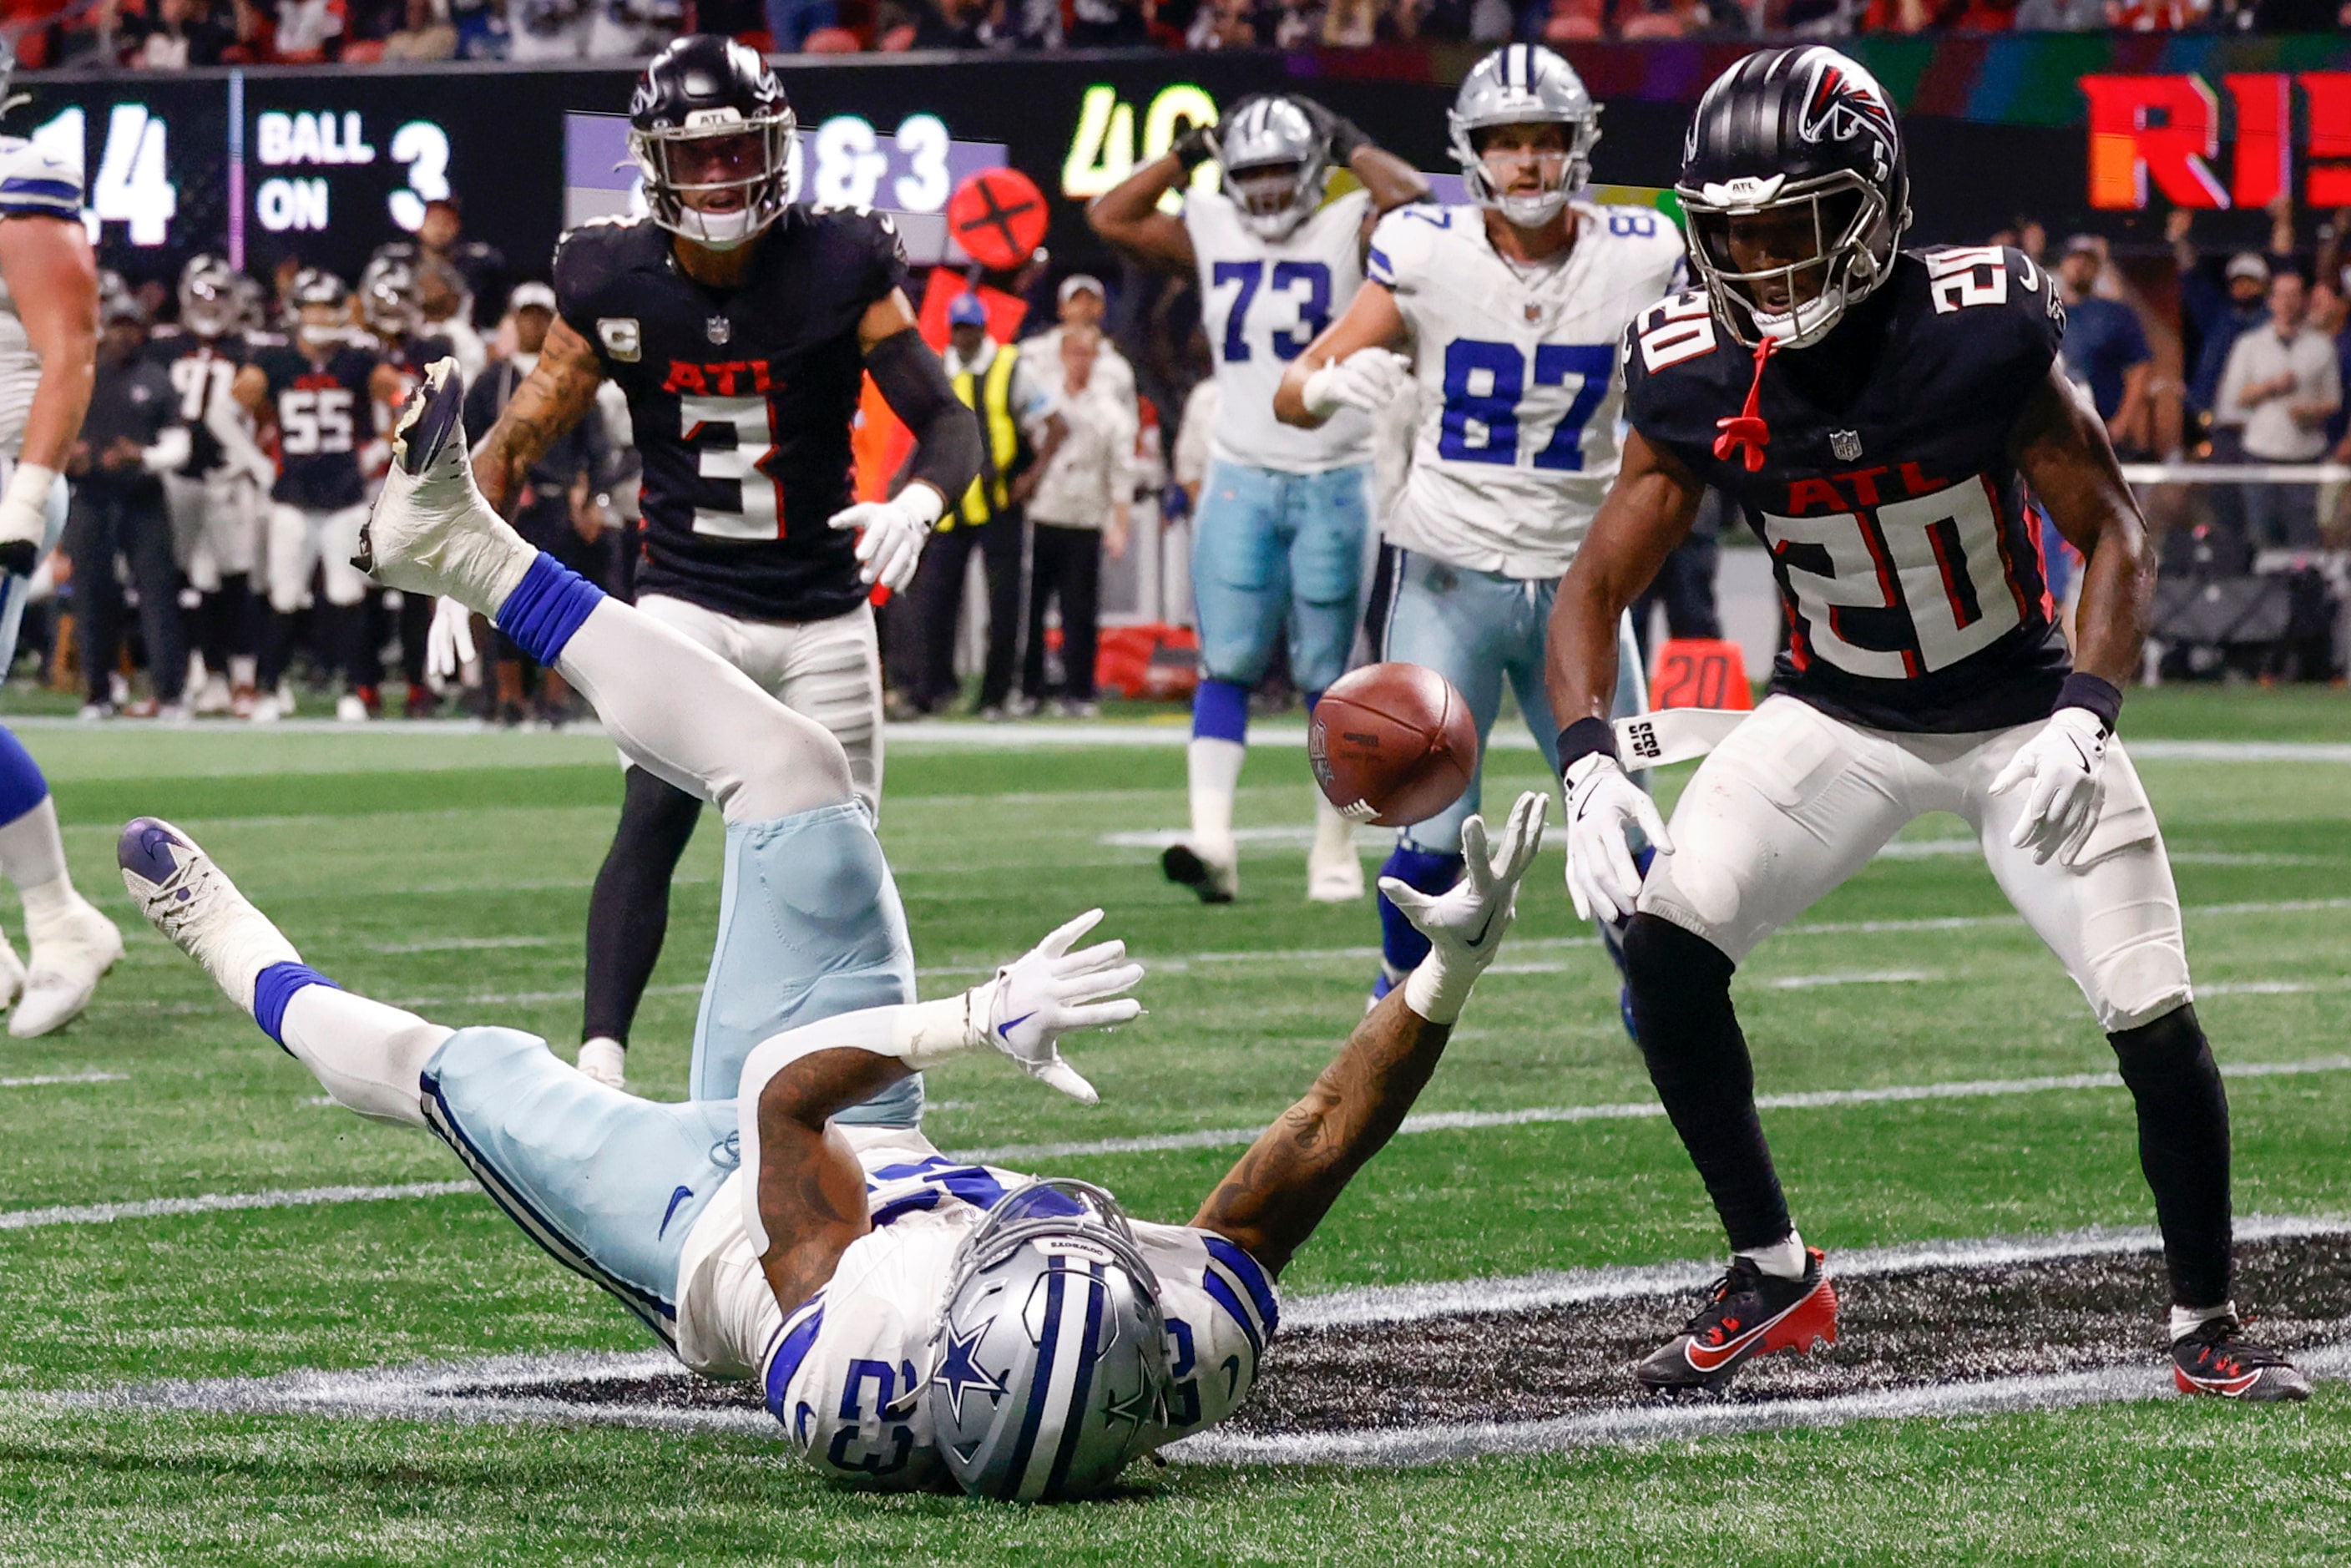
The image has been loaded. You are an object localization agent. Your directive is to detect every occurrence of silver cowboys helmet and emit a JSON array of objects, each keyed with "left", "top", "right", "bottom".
[
  {"left": 177, "top": 255, "right": 241, "bottom": 338},
  {"left": 628, "top": 34, "right": 796, "bottom": 252},
  {"left": 1449, "top": 43, "right": 1600, "bottom": 231},
  {"left": 926, "top": 1179, "right": 1175, "bottom": 1501},
  {"left": 1219, "top": 95, "right": 1328, "bottom": 242}
]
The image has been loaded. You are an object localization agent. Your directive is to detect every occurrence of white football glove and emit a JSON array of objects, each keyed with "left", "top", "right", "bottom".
[
  {"left": 1302, "top": 348, "right": 1413, "bottom": 420},
  {"left": 1378, "top": 791, "right": 1547, "bottom": 1024},
  {"left": 0, "top": 462, "right": 56, "bottom": 578},
  {"left": 1989, "top": 706, "right": 2108, "bottom": 867},
  {"left": 1564, "top": 752, "right": 1673, "bottom": 924},
  {"left": 827, "top": 485, "right": 943, "bottom": 594},
  {"left": 423, "top": 594, "right": 477, "bottom": 683},
  {"left": 966, "top": 908, "right": 1145, "bottom": 1104}
]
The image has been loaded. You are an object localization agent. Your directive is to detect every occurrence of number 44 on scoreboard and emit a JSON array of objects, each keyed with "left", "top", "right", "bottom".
[{"left": 32, "top": 104, "right": 175, "bottom": 247}]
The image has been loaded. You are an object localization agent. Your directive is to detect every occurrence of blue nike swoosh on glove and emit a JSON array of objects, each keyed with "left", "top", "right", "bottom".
[{"left": 997, "top": 1012, "right": 1037, "bottom": 1041}]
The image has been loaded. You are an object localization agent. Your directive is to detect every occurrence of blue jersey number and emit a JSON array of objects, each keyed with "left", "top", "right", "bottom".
[
  {"left": 1437, "top": 339, "right": 1614, "bottom": 471},
  {"left": 1211, "top": 259, "right": 1332, "bottom": 365}
]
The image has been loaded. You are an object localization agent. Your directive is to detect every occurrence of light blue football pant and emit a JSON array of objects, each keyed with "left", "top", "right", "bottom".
[
  {"left": 415, "top": 802, "right": 923, "bottom": 1342},
  {"left": 0, "top": 463, "right": 71, "bottom": 670},
  {"left": 1191, "top": 459, "right": 1372, "bottom": 692},
  {"left": 1379, "top": 549, "right": 1648, "bottom": 855}
]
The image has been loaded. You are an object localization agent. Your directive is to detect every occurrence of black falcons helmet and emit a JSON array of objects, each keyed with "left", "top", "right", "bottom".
[
  {"left": 1676, "top": 47, "right": 1912, "bottom": 350},
  {"left": 628, "top": 35, "right": 796, "bottom": 251}
]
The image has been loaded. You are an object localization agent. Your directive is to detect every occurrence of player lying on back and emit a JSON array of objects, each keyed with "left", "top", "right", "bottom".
[
  {"left": 1544, "top": 46, "right": 2307, "bottom": 1401},
  {"left": 119, "top": 362, "right": 1552, "bottom": 1499},
  {"left": 1272, "top": 44, "right": 1681, "bottom": 1015},
  {"left": 1090, "top": 94, "right": 1428, "bottom": 906}
]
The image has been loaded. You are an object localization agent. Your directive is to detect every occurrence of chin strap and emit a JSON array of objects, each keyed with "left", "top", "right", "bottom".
[{"left": 1712, "top": 332, "right": 1777, "bottom": 473}]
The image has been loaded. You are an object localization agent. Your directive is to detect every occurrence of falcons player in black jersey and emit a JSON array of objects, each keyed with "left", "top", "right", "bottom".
[
  {"left": 359, "top": 252, "right": 458, "bottom": 716},
  {"left": 234, "top": 269, "right": 406, "bottom": 722},
  {"left": 468, "top": 36, "right": 980, "bottom": 1092},
  {"left": 1545, "top": 48, "right": 2308, "bottom": 1403}
]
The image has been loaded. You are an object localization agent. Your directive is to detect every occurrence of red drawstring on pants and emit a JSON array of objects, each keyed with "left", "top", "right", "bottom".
[{"left": 1712, "top": 333, "right": 1777, "bottom": 473}]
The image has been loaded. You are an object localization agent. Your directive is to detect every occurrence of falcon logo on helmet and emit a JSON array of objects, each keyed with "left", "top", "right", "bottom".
[
  {"left": 628, "top": 34, "right": 797, "bottom": 252},
  {"left": 924, "top": 1179, "right": 1176, "bottom": 1501},
  {"left": 1676, "top": 46, "right": 1913, "bottom": 351},
  {"left": 286, "top": 268, "right": 353, "bottom": 349},
  {"left": 1447, "top": 43, "right": 1601, "bottom": 231},
  {"left": 1218, "top": 96, "right": 1330, "bottom": 242}
]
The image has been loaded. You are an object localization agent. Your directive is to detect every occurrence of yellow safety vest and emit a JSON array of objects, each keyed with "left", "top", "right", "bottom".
[{"left": 948, "top": 345, "right": 1022, "bottom": 529}]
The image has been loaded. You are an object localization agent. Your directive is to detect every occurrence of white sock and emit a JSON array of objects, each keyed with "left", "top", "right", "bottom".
[
  {"left": 278, "top": 984, "right": 453, "bottom": 1129},
  {"left": 230, "top": 654, "right": 257, "bottom": 687},
  {"left": 0, "top": 797, "right": 70, "bottom": 898},
  {"left": 1311, "top": 792, "right": 1356, "bottom": 862},
  {"left": 1739, "top": 1231, "right": 1808, "bottom": 1281},
  {"left": 2169, "top": 1300, "right": 2235, "bottom": 1343},
  {"left": 554, "top": 599, "right": 852, "bottom": 826},
  {"left": 1188, "top": 737, "right": 1243, "bottom": 847}
]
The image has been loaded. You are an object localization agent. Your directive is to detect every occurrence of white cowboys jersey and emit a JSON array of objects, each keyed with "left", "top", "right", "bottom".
[
  {"left": 1369, "top": 200, "right": 1686, "bottom": 579},
  {"left": 673, "top": 1126, "right": 1276, "bottom": 1490},
  {"left": 0, "top": 135, "right": 85, "bottom": 455},
  {"left": 1188, "top": 185, "right": 1374, "bottom": 473}
]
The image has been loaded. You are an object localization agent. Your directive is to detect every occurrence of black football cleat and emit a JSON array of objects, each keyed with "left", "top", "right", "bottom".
[
  {"left": 1636, "top": 1247, "right": 1838, "bottom": 1393},
  {"left": 2172, "top": 1317, "right": 2312, "bottom": 1402}
]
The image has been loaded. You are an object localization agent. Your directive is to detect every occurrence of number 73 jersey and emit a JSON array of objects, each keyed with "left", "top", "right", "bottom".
[
  {"left": 1371, "top": 200, "right": 1686, "bottom": 580},
  {"left": 1624, "top": 245, "right": 2071, "bottom": 734}
]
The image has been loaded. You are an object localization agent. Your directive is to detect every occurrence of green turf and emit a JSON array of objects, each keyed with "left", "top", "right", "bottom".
[{"left": 0, "top": 685, "right": 2345, "bottom": 1563}]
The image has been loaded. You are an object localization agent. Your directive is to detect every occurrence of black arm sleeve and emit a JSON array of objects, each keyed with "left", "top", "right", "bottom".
[{"left": 866, "top": 327, "right": 981, "bottom": 504}]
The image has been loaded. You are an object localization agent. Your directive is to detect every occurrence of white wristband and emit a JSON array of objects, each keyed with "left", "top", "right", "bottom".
[
  {"left": 888, "top": 984, "right": 989, "bottom": 1070},
  {"left": 0, "top": 462, "right": 57, "bottom": 545},
  {"left": 1402, "top": 953, "right": 1476, "bottom": 1027},
  {"left": 1300, "top": 364, "right": 1344, "bottom": 421}
]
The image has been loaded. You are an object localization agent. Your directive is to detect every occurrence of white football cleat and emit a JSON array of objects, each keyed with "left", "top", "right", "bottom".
[
  {"left": 577, "top": 1036, "right": 627, "bottom": 1090},
  {"left": 356, "top": 358, "right": 533, "bottom": 613},
  {"left": 11, "top": 896, "right": 124, "bottom": 1038},
  {"left": 1160, "top": 835, "right": 1238, "bottom": 904},
  {"left": 0, "top": 924, "right": 24, "bottom": 1013},
  {"left": 117, "top": 817, "right": 299, "bottom": 1016},
  {"left": 1307, "top": 843, "right": 1365, "bottom": 903},
  {"left": 335, "top": 692, "right": 369, "bottom": 724}
]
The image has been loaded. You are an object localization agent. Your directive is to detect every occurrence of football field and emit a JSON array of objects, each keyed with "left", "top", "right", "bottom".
[{"left": 0, "top": 686, "right": 2346, "bottom": 1565}]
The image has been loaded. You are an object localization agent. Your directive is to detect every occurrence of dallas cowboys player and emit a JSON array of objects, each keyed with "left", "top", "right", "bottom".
[
  {"left": 1274, "top": 44, "right": 1681, "bottom": 1004},
  {"left": 1546, "top": 47, "right": 2308, "bottom": 1401},
  {"left": 1090, "top": 94, "right": 1428, "bottom": 905},
  {"left": 0, "top": 83, "right": 126, "bottom": 1035},
  {"left": 119, "top": 359, "right": 1550, "bottom": 1499}
]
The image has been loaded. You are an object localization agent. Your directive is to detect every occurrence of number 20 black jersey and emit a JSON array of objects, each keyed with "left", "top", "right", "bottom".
[
  {"left": 554, "top": 207, "right": 909, "bottom": 624},
  {"left": 1624, "top": 246, "right": 2071, "bottom": 734}
]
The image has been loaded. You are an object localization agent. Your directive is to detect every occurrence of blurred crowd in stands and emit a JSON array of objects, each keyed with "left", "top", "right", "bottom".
[{"left": 11, "top": 0, "right": 2348, "bottom": 70}]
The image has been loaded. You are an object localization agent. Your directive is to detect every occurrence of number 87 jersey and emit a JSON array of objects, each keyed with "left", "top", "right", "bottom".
[
  {"left": 1623, "top": 245, "right": 2072, "bottom": 735},
  {"left": 1372, "top": 200, "right": 1686, "bottom": 580}
]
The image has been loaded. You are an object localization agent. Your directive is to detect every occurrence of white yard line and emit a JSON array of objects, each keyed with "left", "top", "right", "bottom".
[
  {"left": 946, "top": 1055, "right": 2351, "bottom": 1166},
  {"left": 1762, "top": 970, "right": 1938, "bottom": 989},
  {"left": 0, "top": 1071, "right": 125, "bottom": 1089},
  {"left": 0, "top": 1181, "right": 473, "bottom": 1232}
]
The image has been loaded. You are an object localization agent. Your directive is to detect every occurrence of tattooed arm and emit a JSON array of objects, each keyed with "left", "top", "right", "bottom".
[
  {"left": 1192, "top": 792, "right": 1548, "bottom": 1277},
  {"left": 469, "top": 315, "right": 604, "bottom": 517},
  {"left": 749, "top": 1044, "right": 904, "bottom": 1312}
]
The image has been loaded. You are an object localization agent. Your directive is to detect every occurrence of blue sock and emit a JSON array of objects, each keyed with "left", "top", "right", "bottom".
[
  {"left": 1377, "top": 842, "right": 1464, "bottom": 974},
  {"left": 0, "top": 725, "right": 49, "bottom": 829},
  {"left": 253, "top": 960, "right": 341, "bottom": 1051},
  {"left": 493, "top": 552, "right": 605, "bottom": 667},
  {"left": 1192, "top": 679, "right": 1249, "bottom": 743}
]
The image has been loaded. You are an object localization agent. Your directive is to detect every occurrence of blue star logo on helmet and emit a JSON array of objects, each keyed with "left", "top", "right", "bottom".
[{"left": 930, "top": 1321, "right": 1011, "bottom": 1424}]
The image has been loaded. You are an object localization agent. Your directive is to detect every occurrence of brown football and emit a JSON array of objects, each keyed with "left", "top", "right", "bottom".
[{"left": 1308, "top": 663, "right": 1479, "bottom": 829}]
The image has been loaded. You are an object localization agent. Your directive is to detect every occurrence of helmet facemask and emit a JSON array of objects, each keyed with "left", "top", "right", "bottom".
[
  {"left": 1226, "top": 158, "right": 1321, "bottom": 241},
  {"left": 1681, "top": 169, "right": 1898, "bottom": 350},
  {"left": 630, "top": 111, "right": 796, "bottom": 252},
  {"left": 1450, "top": 113, "right": 1598, "bottom": 232}
]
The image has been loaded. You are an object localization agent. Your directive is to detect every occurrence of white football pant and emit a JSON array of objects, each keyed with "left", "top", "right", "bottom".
[
  {"left": 1637, "top": 695, "right": 2192, "bottom": 1033},
  {"left": 265, "top": 502, "right": 372, "bottom": 613}
]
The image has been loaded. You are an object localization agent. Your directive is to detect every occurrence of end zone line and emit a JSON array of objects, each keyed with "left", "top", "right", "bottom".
[
  {"left": 0, "top": 1071, "right": 126, "bottom": 1090},
  {"left": 946, "top": 1054, "right": 2351, "bottom": 1166}
]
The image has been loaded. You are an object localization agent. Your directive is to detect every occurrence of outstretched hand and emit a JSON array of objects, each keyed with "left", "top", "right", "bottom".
[
  {"left": 979, "top": 909, "right": 1145, "bottom": 1104},
  {"left": 1379, "top": 790, "right": 1547, "bottom": 1023}
]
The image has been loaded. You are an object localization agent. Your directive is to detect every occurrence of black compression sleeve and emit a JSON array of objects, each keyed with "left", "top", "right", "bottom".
[{"left": 866, "top": 327, "right": 981, "bottom": 505}]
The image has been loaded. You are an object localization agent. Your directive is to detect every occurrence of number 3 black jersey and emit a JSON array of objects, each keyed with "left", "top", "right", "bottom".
[
  {"left": 1625, "top": 245, "right": 2070, "bottom": 734},
  {"left": 253, "top": 342, "right": 382, "bottom": 512},
  {"left": 554, "top": 207, "right": 909, "bottom": 623}
]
